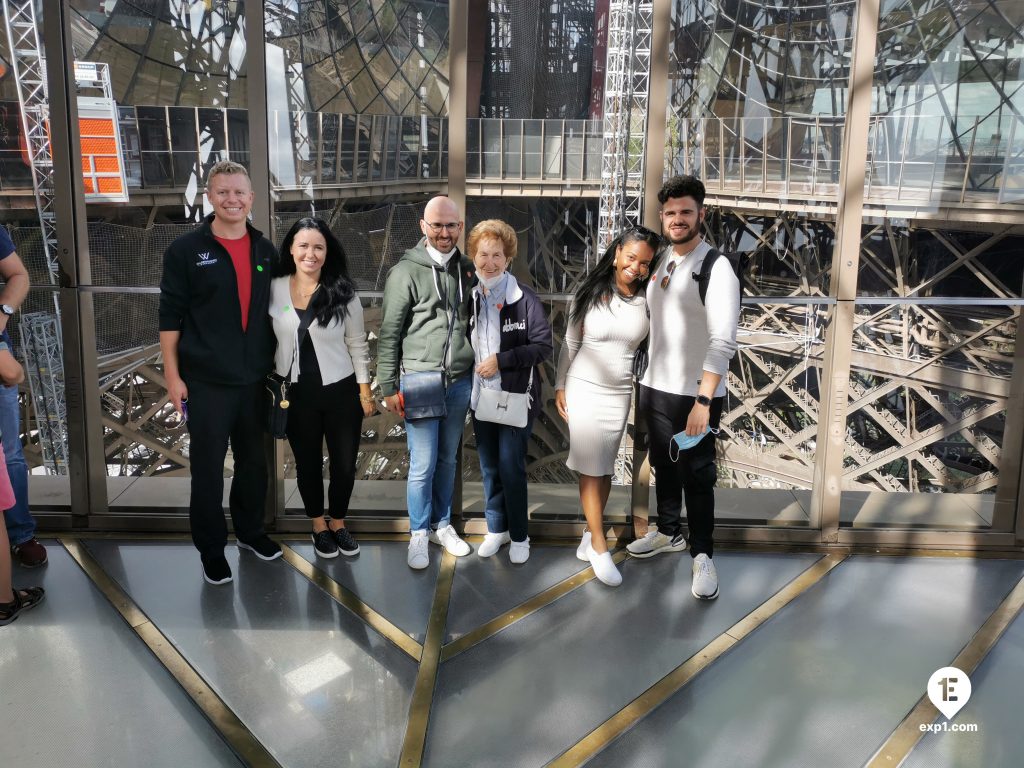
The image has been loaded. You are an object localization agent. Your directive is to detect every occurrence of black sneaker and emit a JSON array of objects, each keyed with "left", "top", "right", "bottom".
[
  {"left": 236, "top": 535, "right": 282, "bottom": 561},
  {"left": 312, "top": 529, "right": 339, "bottom": 559},
  {"left": 331, "top": 527, "right": 360, "bottom": 557},
  {"left": 201, "top": 553, "right": 233, "bottom": 585}
]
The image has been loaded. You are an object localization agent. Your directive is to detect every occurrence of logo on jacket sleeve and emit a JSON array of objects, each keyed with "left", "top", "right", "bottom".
[
  {"left": 196, "top": 251, "right": 218, "bottom": 266},
  {"left": 502, "top": 319, "right": 526, "bottom": 332}
]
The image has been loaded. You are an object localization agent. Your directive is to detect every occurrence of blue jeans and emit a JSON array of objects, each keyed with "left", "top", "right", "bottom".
[
  {"left": 473, "top": 413, "right": 533, "bottom": 542},
  {"left": 404, "top": 374, "right": 471, "bottom": 532},
  {"left": 0, "top": 382, "right": 32, "bottom": 545}
]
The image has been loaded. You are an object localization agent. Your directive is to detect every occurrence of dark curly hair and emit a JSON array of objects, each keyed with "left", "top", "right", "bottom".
[
  {"left": 274, "top": 217, "right": 356, "bottom": 327},
  {"left": 570, "top": 227, "right": 663, "bottom": 325},
  {"left": 657, "top": 175, "right": 706, "bottom": 207}
]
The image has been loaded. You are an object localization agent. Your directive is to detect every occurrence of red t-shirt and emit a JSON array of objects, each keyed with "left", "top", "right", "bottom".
[{"left": 215, "top": 233, "right": 252, "bottom": 331}]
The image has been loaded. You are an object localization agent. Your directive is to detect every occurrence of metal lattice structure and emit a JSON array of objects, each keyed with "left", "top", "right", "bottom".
[
  {"left": 480, "top": 0, "right": 602, "bottom": 120},
  {"left": 3, "top": 0, "right": 58, "bottom": 283},
  {"left": 3, "top": 0, "right": 70, "bottom": 474},
  {"left": 658, "top": 0, "right": 1024, "bottom": 501},
  {"left": 598, "top": 0, "right": 653, "bottom": 251},
  {"left": 20, "top": 312, "right": 67, "bottom": 473}
]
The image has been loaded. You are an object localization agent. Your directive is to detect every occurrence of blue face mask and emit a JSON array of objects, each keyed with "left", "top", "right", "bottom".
[{"left": 670, "top": 427, "right": 719, "bottom": 461}]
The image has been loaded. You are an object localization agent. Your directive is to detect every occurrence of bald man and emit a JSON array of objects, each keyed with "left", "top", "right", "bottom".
[{"left": 378, "top": 197, "right": 476, "bottom": 568}]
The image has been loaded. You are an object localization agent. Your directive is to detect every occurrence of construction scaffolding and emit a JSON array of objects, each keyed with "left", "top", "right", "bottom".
[
  {"left": 3, "top": 0, "right": 69, "bottom": 474},
  {"left": 597, "top": 0, "right": 653, "bottom": 252}
]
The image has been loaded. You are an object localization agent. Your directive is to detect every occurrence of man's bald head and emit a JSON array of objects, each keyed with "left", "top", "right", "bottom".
[{"left": 420, "top": 196, "right": 463, "bottom": 253}]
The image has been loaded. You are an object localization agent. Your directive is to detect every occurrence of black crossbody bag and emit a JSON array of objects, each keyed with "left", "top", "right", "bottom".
[{"left": 266, "top": 305, "right": 314, "bottom": 438}]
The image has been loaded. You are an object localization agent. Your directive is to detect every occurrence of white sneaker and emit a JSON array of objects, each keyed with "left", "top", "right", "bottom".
[
  {"left": 430, "top": 524, "right": 472, "bottom": 557},
  {"left": 587, "top": 544, "right": 622, "bottom": 587},
  {"left": 478, "top": 531, "right": 511, "bottom": 558},
  {"left": 627, "top": 530, "right": 686, "bottom": 559},
  {"left": 509, "top": 538, "right": 530, "bottom": 564},
  {"left": 407, "top": 530, "right": 429, "bottom": 570},
  {"left": 691, "top": 553, "right": 719, "bottom": 600},
  {"left": 576, "top": 530, "right": 592, "bottom": 562}
]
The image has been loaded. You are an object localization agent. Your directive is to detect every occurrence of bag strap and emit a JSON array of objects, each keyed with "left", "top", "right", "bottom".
[{"left": 437, "top": 264, "right": 458, "bottom": 376}]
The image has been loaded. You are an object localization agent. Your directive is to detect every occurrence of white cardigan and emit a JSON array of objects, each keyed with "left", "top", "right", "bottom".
[{"left": 269, "top": 276, "right": 371, "bottom": 385}]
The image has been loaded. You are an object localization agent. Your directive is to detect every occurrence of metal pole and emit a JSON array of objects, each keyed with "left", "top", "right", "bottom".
[
  {"left": 244, "top": 0, "right": 282, "bottom": 526},
  {"left": 42, "top": 0, "right": 108, "bottom": 519},
  {"left": 809, "top": 0, "right": 881, "bottom": 542},
  {"left": 449, "top": 0, "right": 468, "bottom": 523}
]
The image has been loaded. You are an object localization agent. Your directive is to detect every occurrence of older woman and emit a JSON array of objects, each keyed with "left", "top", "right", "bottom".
[
  {"left": 468, "top": 220, "right": 552, "bottom": 564},
  {"left": 554, "top": 227, "right": 661, "bottom": 586},
  {"left": 270, "top": 218, "right": 375, "bottom": 559}
]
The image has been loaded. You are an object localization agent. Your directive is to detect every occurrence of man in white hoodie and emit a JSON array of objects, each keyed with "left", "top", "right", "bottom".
[
  {"left": 627, "top": 176, "right": 740, "bottom": 600},
  {"left": 378, "top": 196, "right": 476, "bottom": 569}
]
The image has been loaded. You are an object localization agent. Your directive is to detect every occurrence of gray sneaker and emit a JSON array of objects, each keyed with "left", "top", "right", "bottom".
[
  {"left": 691, "top": 553, "right": 719, "bottom": 600},
  {"left": 626, "top": 530, "right": 686, "bottom": 559}
]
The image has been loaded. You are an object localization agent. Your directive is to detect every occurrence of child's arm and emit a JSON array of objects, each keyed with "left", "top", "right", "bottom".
[{"left": 0, "top": 343, "right": 24, "bottom": 386}]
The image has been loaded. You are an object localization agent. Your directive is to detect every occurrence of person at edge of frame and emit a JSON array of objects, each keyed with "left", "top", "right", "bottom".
[
  {"left": 0, "top": 224, "right": 39, "bottom": 569},
  {"left": 627, "top": 175, "right": 740, "bottom": 601},
  {"left": 378, "top": 196, "right": 476, "bottom": 570},
  {"left": 158, "top": 160, "right": 281, "bottom": 586},
  {"left": 0, "top": 338, "right": 44, "bottom": 625}
]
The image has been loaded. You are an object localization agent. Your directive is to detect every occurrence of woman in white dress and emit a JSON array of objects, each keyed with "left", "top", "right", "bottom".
[{"left": 554, "top": 227, "right": 661, "bottom": 586}]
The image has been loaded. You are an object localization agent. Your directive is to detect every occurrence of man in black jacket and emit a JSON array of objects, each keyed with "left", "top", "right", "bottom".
[{"left": 159, "top": 160, "right": 279, "bottom": 584}]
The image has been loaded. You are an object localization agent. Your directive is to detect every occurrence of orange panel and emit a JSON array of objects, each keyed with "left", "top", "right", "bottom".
[
  {"left": 81, "top": 158, "right": 92, "bottom": 172},
  {"left": 79, "top": 118, "right": 115, "bottom": 137},
  {"left": 95, "top": 157, "right": 120, "bottom": 172},
  {"left": 82, "top": 179, "right": 96, "bottom": 193},
  {"left": 97, "top": 178, "right": 124, "bottom": 194},
  {"left": 81, "top": 137, "right": 117, "bottom": 155}
]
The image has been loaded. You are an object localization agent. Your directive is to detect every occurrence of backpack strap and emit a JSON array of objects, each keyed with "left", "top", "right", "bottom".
[{"left": 692, "top": 247, "right": 721, "bottom": 307}]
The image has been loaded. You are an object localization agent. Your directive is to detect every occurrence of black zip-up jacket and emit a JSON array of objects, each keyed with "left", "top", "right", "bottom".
[
  {"left": 158, "top": 215, "right": 277, "bottom": 385},
  {"left": 470, "top": 276, "right": 553, "bottom": 415}
]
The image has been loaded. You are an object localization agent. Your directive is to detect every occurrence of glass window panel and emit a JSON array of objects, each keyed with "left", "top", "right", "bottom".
[{"left": 841, "top": 301, "right": 1017, "bottom": 530}]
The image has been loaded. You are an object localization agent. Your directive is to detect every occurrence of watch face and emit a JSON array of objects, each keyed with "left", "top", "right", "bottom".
[{"left": 0, "top": 305, "right": 12, "bottom": 316}]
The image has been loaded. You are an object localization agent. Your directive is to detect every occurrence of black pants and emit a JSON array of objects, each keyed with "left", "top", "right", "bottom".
[
  {"left": 186, "top": 379, "right": 268, "bottom": 557},
  {"left": 285, "top": 373, "right": 363, "bottom": 520},
  {"left": 640, "top": 385, "right": 723, "bottom": 558}
]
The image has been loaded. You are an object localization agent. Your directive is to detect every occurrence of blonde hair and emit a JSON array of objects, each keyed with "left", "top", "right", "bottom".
[
  {"left": 205, "top": 160, "right": 250, "bottom": 188},
  {"left": 466, "top": 219, "right": 518, "bottom": 264}
]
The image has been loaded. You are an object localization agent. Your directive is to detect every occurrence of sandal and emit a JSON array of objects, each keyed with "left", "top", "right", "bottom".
[{"left": 0, "top": 586, "right": 45, "bottom": 626}]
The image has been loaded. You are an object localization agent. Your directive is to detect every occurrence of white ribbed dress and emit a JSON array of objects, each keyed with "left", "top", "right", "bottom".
[{"left": 555, "top": 293, "right": 650, "bottom": 476}]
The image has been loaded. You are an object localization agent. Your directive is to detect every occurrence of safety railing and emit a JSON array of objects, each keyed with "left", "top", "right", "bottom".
[
  {"left": 669, "top": 114, "right": 1024, "bottom": 206},
  {"left": 0, "top": 103, "right": 448, "bottom": 193},
  {"left": 466, "top": 118, "right": 604, "bottom": 183}
]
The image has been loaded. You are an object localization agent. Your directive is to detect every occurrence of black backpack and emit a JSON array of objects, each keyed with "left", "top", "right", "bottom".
[{"left": 692, "top": 247, "right": 746, "bottom": 306}]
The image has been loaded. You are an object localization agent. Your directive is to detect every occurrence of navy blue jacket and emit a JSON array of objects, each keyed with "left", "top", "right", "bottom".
[{"left": 470, "top": 276, "right": 553, "bottom": 414}]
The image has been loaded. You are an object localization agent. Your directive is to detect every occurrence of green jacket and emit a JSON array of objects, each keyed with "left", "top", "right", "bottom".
[{"left": 377, "top": 239, "right": 475, "bottom": 397}]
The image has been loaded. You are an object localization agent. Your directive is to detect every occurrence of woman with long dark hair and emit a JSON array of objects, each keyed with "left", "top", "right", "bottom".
[
  {"left": 270, "top": 218, "right": 375, "bottom": 558},
  {"left": 554, "top": 226, "right": 661, "bottom": 586}
]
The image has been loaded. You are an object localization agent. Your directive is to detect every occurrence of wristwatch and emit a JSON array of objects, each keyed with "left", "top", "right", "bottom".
[
  {"left": 695, "top": 394, "right": 712, "bottom": 407},
  {"left": 0, "top": 305, "right": 14, "bottom": 317}
]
